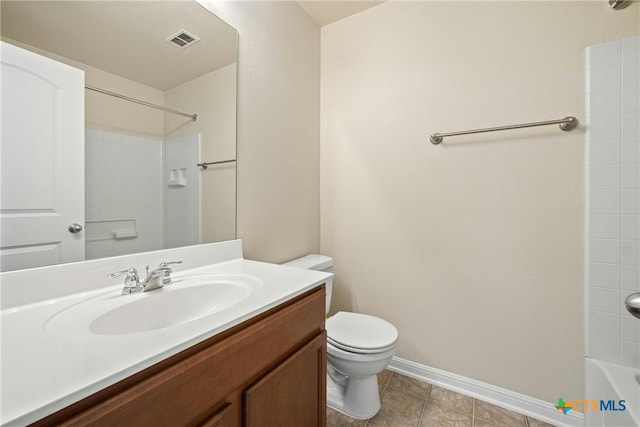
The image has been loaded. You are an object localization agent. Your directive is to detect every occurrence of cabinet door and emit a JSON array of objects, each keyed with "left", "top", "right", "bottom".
[
  {"left": 199, "top": 402, "right": 232, "bottom": 427},
  {"left": 244, "top": 332, "right": 326, "bottom": 427}
]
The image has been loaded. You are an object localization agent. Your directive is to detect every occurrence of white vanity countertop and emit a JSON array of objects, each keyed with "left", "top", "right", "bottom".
[{"left": 0, "top": 241, "right": 331, "bottom": 426}]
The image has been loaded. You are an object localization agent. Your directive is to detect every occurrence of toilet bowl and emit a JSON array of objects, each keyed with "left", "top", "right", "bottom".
[
  {"left": 326, "top": 311, "right": 397, "bottom": 418},
  {"left": 283, "top": 255, "right": 398, "bottom": 419}
]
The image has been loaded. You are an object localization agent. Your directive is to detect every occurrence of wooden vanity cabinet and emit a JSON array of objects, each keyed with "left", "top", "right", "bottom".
[{"left": 33, "top": 286, "right": 327, "bottom": 427}]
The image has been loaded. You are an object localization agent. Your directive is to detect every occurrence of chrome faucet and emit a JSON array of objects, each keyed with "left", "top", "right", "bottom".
[
  {"left": 109, "top": 266, "right": 164, "bottom": 294},
  {"left": 109, "top": 261, "right": 183, "bottom": 295},
  {"left": 141, "top": 266, "right": 165, "bottom": 292}
]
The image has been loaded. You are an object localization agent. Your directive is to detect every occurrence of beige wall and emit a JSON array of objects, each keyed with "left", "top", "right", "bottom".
[
  {"left": 165, "top": 63, "right": 237, "bottom": 160},
  {"left": 165, "top": 63, "right": 238, "bottom": 243},
  {"left": 84, "top": 68, "right": 164, "bottom": 140},
  {"left": 2, "top": 38, "right": 165, "bottom": 139},
  {"left": 201, "top": 0, "right": 321, "bottom": 263},
  {"left": 321, "top": 1, "right": 638, "bottom": 403}
]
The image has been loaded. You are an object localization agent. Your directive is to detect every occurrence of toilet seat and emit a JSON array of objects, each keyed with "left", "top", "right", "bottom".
[
  {"left": 326, "top": 311, "right": 398, "bottom": 354},
  {"left": 327, "top": 340, "right": 396, "bottom": 361},
  {"left": 328, "top": 337, "right": 396, "bottom": 354}
]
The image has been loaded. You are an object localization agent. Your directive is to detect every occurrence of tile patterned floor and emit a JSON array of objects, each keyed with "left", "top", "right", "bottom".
[{"left": 327, "top": 370, "right": 558, "bottom": 427}]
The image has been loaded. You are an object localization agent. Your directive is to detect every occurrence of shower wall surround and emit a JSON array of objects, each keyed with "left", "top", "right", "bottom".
[
  {"left": 85, "top": 128, "right": 164, "bottom": 259},
  {"left": 85, "top": 129, "right": 201, "bottom": 259},
  {"left": 585, "top": 35, "right": 640, "bottom": 368},
  {"left": 164, "top": 133, "right": 201, "bottom": 249},
  {"left": 85, "top": 128, "right": 201, "bottom": 259}
]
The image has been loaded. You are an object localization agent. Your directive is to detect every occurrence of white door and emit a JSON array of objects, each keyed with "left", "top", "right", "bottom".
[{"left": 0, "top": 41, "right": 85, "bottom": 271}]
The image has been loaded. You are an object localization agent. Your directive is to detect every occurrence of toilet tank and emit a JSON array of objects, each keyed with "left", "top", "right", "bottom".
[{"left": 283, "top": 254, "right": 333, "bottom": 314}]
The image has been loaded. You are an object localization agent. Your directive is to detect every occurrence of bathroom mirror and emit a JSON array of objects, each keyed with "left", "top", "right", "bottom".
[{"left": 0, "top": 1, "right": 238, "bottom": 272}]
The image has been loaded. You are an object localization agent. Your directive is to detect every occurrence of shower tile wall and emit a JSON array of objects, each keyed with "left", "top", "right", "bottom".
[
  {"left": 585, "top": 36, "right": 640, "bottom": 368},
  {"left": 164, "top": 133, "right": 200, "bottom": 249},
  {"left": 85, "top": 128, "right": 164, "bottom": 259}
]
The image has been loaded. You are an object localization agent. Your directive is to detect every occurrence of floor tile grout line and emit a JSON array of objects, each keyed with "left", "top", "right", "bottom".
[
  {"left": 472, "top": 398, "right": 476, "bottom": 427},
  {"left": 416, "top": 388, "right": 430, "bottom": 427},
  {"left": 416, "top": 401, "right": 426, "bottom": 427},
  {"left": 385, "top": 384, "right": 432, "bottom": 402}
]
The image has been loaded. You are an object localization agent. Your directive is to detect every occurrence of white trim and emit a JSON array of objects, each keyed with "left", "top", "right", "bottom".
[{"left": 388, "top": 356, "right": 584, "bottom": 427}]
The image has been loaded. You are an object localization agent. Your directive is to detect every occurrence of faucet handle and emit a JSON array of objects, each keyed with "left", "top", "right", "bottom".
[
  {"left": 157, "top": 261, "right": 182, "bottom": 285},
  {"left": 159, "top": 261, "right": 182, "bottom": 269},
  {"left": 109, "top": 267, "right": 139, "bottom": 283},
  {"left": 108, "top": 267, "right": 141, "bottom": 294}
]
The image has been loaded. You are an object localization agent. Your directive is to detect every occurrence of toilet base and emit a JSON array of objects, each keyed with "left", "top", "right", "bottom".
[{"left": 327, "top": 369, "right": 381, "bottom": 419}]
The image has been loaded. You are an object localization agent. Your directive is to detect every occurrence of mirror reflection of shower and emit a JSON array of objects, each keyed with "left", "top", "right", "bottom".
[{"left": 0, "top": 1, "right": 238, "bottom": 270}]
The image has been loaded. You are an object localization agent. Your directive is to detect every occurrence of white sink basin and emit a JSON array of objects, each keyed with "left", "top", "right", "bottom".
[{"left": 45, "top": 274, "right": 262, "bottom": 336}]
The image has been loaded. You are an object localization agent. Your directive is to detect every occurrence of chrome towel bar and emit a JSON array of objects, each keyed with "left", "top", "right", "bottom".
[
  {"left": 197, "top": 159, "right": 236, "bottom": 169},
  {"left": 430, "top": 116, "right": 578, "bottom": 145}
]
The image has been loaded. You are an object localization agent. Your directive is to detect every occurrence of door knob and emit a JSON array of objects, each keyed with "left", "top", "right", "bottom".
[
  {"left": 68, "top": 223, "right": 83, "bottom": 233},
  {"left": 625, "top": 293, "right": 640, "bottom": 320}
]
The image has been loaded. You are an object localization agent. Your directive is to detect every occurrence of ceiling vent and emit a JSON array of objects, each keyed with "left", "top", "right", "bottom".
[{"left": 167, "top": 30, "right": 200, "bottom": 49}]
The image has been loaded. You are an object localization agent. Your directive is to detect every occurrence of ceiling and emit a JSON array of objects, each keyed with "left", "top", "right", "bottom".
[
  {"left": 0, "top": 1, "right": 237, "bottom": 90},
  {"left": 297, "top": 1, "right": 386, "bottom": 27},
  {"left": 0, "top": 0, "right": 384, "bottom": 91}
]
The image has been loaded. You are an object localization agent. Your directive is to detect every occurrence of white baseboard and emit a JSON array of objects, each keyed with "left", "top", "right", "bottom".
[{"left": 388, "top": 356, "right": 584, "bottom": 427}]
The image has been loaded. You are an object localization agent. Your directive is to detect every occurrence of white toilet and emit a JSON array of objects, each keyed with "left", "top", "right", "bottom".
[{"left": 283, "top": 255, "right": 398, "bottom": 419}]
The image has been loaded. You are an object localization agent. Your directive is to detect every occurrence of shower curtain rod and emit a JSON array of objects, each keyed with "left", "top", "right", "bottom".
[
  {"left": 429, "top": 116, "right": 578, "bottom": 145},
  {"left": 85, "top": 85, "right": 198, "bottom": 122}
]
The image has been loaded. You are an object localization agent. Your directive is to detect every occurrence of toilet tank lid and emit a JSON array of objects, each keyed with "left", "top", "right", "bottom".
[{"left": 283, "top": 254, "right": 332, "bottom": 271}]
